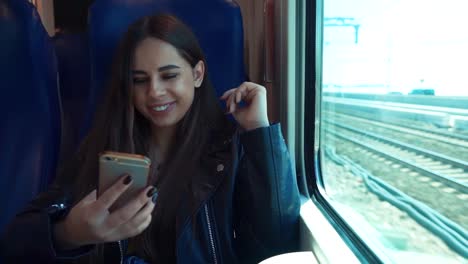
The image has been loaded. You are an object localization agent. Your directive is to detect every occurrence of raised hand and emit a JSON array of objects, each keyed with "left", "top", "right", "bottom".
[{"left": 220, "top": 82, "right": 270, "bottom": 131}]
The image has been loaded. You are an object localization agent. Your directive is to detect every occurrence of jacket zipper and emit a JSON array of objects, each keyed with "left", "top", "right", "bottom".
[
  {"left": 118, "top": 240, "right": 123, "bottom": 264},
  {"left": 204, "top": 204, "right": 218, "bottom": 264}
]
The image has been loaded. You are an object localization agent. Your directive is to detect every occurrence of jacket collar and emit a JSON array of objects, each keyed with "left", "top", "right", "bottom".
[{"left": 175, "top": 129, "right": 236, "bottom": 238}]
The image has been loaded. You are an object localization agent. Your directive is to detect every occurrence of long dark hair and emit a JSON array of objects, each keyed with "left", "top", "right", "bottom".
[{"left": 59, "top": 14, "right": 233, "bottom": 263}]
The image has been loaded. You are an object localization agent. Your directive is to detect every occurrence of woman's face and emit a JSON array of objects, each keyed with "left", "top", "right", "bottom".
[{"left": 132, "top": 37, "right": 204, "bottom": 131}]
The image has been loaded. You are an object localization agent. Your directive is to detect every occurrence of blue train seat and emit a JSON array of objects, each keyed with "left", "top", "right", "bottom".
[
  {"left": 85, "top": 0, "right": 246, "bottom": 133},
  {"left": 53, "top": 33, "right": 91, "bottom": 157},
  {"left": 0, "top": 0, "right": 61, "bottom": 235}
]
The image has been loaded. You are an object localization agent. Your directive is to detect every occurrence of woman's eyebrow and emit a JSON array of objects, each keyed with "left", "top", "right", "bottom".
[
  {"left": 158, "top": 65, "right": 180, "bottom": 72},
  {"left": 132, "top": 65, "right": 180, "bottom": 75},
  {"left": 131, "top": 70, "right": 147, "bottom": 75}
]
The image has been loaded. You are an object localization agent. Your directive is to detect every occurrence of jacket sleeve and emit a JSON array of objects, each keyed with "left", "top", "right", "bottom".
[
  {"left": 1, "top": 184, "right": 94, "bottom": 263},
  {"left": 233, "top": 123, "right": 300, "bottom": 263}
]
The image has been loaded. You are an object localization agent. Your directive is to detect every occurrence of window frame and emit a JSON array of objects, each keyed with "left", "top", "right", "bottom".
[{"left": 302, "top": 0, "right": 384, "bottom": 262}]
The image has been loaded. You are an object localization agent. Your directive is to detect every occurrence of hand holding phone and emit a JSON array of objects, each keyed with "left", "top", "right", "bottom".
[
  {"left": 54, "top": 176, "right": 156, "bottom": 250},
  {"left": 98, "top": 151, "right": 152, "bottom": 211}
]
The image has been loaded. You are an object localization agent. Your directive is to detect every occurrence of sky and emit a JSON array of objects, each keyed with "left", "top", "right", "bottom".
[{"left": 322, "top": 0, "right": 468, "bottom": 96}]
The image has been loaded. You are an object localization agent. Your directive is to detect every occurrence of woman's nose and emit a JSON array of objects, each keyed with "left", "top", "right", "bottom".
[{"left": 148, "top": 79, "right": 167, "bottom": 97}]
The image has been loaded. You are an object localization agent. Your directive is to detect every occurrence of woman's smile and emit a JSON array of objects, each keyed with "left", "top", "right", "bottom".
[{"left": 148, "top": 102, "right": 176, "bottom": 115}]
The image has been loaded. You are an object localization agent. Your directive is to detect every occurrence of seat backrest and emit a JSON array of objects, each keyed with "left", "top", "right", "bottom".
[
  {"left": 0, "top": 0, "right": 61, "bottom": 234},
  {"left": 53, "top": 33, "right": 91, "bottom": 157},
  {"left": 85, "top": 0, "right": 246, "bottom": 133}
]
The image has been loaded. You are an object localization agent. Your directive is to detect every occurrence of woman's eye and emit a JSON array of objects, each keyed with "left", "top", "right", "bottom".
[
  {"left": 133, "top": 77, "right": 148, "bottom": 84},
  {"left": 162, "top": 73, "right": 178, "bottom": 80}
]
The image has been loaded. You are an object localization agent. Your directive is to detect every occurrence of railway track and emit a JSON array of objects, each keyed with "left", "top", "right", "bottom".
[
  {"left": 323, "top": 120, "right": 468, "bottom": 194},
  {"left": 326, "top": 111, "right": 468, "bottom": 149}
]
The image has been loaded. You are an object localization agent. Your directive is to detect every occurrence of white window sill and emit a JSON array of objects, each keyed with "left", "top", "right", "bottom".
[{"left": 299, "top": 198, "right": 361, "bottom": 264}]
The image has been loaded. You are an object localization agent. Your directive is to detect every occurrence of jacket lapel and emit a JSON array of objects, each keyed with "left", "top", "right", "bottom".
[{"left": 175, "top": 132, "right": 233, "bottom": 239}]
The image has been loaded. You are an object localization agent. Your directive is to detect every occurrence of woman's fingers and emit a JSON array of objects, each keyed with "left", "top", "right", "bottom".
[
  {"left": 107, "top": 196, "right": 155, "bottom": 240},
  {"left": 132, "top": 200, "right": 155, "bottom": 224},
  {"left": 228, "top": 92, "right": 236, "bottom": 113},
  {"left": 124, "top": 214, "right": 152, "bottom": 238},
  {"left": 105, "top": 186, "right": 155, "bottom": 229},
  {"left": 221, "top": 82, "right": 259, "bottom": 109},
  {"left": 238, "top": 82, "right": 260, "bottom": 101},
  {"left": 222, "top": 82, "right": 269, "bottom": 130},
  {"left": 235, "top": 89, "right": 242, "bottom": 104},
  {"left": 78, "top": 189, "right": 97, "bottom": 206},
  {"left": 95, "top": 174, "right": 132, "bottom": 211},
  {"left": 220, "top": 88, "right": 237, "bottom": 100},
  {"left": 119, "top": 200, "right": 155, "bottom": 237},
  {"left": 243, "top": 86, "right": 260, "bottom": 102}
]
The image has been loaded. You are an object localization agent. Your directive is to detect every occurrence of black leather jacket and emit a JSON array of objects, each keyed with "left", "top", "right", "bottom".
[{"left": 2, "top": 124, "right": 300, "bottom": 263}]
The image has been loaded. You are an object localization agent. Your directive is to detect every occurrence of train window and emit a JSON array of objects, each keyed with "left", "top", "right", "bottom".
[{"left": 309, "top": 0, "right": 468, "bottom": 262}]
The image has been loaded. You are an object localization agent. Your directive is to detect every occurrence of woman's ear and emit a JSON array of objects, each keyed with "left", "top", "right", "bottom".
[{"left": 193, "top": 60, "right": 205, "bottom": 88}]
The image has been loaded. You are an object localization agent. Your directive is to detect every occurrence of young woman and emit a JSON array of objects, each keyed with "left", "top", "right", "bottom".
[{"left": 3, "top": 14, "right": 300, "bottom": 264}]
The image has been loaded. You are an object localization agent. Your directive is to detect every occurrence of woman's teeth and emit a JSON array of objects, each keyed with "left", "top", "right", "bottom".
[{"left": 153, "top": 104, "right": 170, "bottom": 112}]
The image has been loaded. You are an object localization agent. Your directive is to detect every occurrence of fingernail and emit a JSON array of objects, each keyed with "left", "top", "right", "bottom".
[
  {"left": 152, "top": 192, "right": 158, "bottom": 203},
  {"left": 146, "top": 187, "right": 156, "bottom": 197},
  {"left": 123, "top": 175, "right": 132, "bottom": 185}
]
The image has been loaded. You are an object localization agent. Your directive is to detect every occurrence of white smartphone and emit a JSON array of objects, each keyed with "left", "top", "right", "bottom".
[{"left": 98, "top": 151, "right": 151, "bottom": 211}]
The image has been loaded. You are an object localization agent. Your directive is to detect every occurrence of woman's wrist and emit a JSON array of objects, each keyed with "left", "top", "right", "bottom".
[{"left": 241, "top": 120, "right": 270, "bottom": 131}]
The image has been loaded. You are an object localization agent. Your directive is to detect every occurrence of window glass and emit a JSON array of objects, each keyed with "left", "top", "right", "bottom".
[{"left": 320, "top": 0, "right": 468, "bottom": 262}]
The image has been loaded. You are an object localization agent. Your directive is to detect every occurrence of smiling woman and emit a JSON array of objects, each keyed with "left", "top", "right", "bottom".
[
  {"left": 132, "top": 37, "right": 204, "bottom": 133},
  {"left": 2, "top": 13, "right": 300, "bottom": 264}
]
